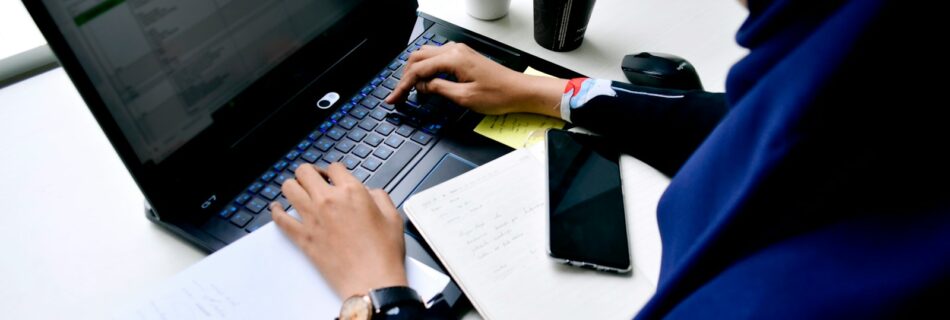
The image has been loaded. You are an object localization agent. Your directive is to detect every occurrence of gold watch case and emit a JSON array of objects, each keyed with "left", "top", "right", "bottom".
[{"left": 339, "top": 294, "right": 373, "bottom": 320}]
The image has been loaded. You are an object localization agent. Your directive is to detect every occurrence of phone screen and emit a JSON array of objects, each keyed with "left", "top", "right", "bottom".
[{"left": 546, "top": 129, "right": 631, "bottom": 272}]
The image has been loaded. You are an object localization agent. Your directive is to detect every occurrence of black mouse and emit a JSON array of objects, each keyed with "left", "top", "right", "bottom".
[{"left": 621, "top": 52, "right": 703, "bottom": 91}]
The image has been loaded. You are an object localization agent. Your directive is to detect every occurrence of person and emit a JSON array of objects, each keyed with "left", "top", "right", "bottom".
[{"left": 269, "top": 0, "right": 949, "bottom": 318}]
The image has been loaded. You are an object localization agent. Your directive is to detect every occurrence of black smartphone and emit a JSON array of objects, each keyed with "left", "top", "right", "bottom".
[{"left": 545, "top": 129, "right": 631, "bottom": 273}]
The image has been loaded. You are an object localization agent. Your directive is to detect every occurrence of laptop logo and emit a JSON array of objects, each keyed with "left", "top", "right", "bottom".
[{"left": 317, "top": 92, "right": 340, "bottom": 109}]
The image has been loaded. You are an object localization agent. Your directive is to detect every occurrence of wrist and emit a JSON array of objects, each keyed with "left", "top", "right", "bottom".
[{"left": 512, "top": 73, "right": 567, "bottom": 118}]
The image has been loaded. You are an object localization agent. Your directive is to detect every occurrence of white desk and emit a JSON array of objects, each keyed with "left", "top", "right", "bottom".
[{"left": 0, "top": 1, "right": 746, "bottom": 318}]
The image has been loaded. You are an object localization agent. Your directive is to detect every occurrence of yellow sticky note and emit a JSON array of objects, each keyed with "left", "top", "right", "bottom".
[
  {"left": 474, "top": 113, "right": 565, "bottom": 149},
  {"left": 473, "top": 66, "right": 565, "bottom": 149},
  {"left": 524, "top": 66, "right": 556, "bottom": 78}
]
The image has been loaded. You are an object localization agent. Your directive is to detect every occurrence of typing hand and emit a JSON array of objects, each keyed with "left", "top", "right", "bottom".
[
  {"left": 271, "top": 163, "right": 408, "bottom": 299},
  {"left": 386, "top": 42, "right": 566, "bottom": 118}
]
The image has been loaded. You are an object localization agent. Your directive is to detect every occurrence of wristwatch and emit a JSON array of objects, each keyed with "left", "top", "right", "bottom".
[{"left": 339, "top": 286, "right": 423, "bottom": 320}]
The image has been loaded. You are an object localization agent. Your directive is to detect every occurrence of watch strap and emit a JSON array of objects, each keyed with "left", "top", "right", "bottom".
[{"left": 368, "top": 286, "right": 423, "bottom": 315}]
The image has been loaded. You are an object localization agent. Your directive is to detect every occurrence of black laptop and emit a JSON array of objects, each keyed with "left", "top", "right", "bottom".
[{"left": 25, "top": 0, "right": 581, "bottom": 309}]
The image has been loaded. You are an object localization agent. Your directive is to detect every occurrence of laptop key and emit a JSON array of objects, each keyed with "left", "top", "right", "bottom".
[
  {"left": 260, "top": 184, "right": 281, "bottom": 200},
  {"left": 324, "top": 150, "right": 344, "bottom": 163},
  {"left": 276, "top": 196, "right": 292, "bottom": 210},
  {"left": 432, "top": 35, "right": 448, "bottom": 45},
  {"left": 373, "top": 147, "right": 394, "bottom": 160},
  {"left": 352, "top": 169, "right": 370, "bottom": 182},
  {"left": 314, "top": 137, "right": 335, "bottom": 151},
  {"left": 274, "top": 171, "right": 293, "bottom": 185},
  {"left": 230, "top": 211, "right": 253, "bottom": 228},
  {"left": 338, "top": 117, "right": 358, "bottom": 130},
  {"left": 359, "top": 118, "right": 379, "bottom": 131},
  {"left": 360, "top": 96, "right": 381, "bottom": 109},
  {"left": 260, "top": 170, "right": 277, "bottom": 182},
  {"left": 364, "top": 134, "right": 384, "bottom": 147},
  {"left": 410, "top": 131, "right": 432, "bottom": 145},
  {"left": 382, "top": 78, "right": 399, "bottom": 90},
  {"left": 396, "top": 125, "right": 414, "bottom": 137},
  {"left": 387, "top": 61, "right": 401, "bottom": 70},
  {"left": 326, "top": 127, "right": 346, "bottom": 140},
  {"left": 219, "top": 205, "right": 238, "bottom": 219},
  {"left": 342, "top": 156, "right": 361, "bottom": 170},
  {"left": 285, "top": 150, "right": 301, "bottom": 161},
  {"left": 246, "top": 197, "right": 269, "bottom": 213},
  {"left": 394, "top": 65, "right": 405, "bottom": 79},
  {"left": 362, "top": 157, "right": 382, "bottom": 172},
  {"left": 301, "top": 150, "right": 322, "bottom": 163},
  {"left": 384, "top": 136, "right": 404, "bottom": 148},
  {"left": 369, "top": 109, "right": 388, "bottom": 121},
  {"left": 335, "top": 140, "right": 356, "bottom": 153},
  {"left": 273, "top": 160, "right": 289, "bottom": 172},
  {"left": 347, "top": 129, "right": 367, "bottom": 142},
  {"left": 372, "top": 87, "right": 391, "bottom": 100},
  {"left": 289, "top": 160, "right": 306, "bottom": 172},
  {"left": 365, "top": 143, "right": 422, "bottom": 189},
  {"left": 352, "top": 145, "right": 372, "bottom": 158},
  {"left": 296, "top": 139, "right": 312, "bottom": 151},
  {"left": 235, "top": 193, "right": 252, "bottom": 205},
  {"left": 376, "top": 123, "right": 396, "bottom": 136},
  {"left": 349, "top": 107, "right": 370, "bottom": 119},
  {"left": 248, "top": 182, "right": 265, "bottom": 193},
  {"left": 378, "top": 102, "right": 396, "bottom": 111}
]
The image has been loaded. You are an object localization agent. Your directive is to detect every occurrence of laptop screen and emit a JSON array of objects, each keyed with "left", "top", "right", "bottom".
[{"left": 40, "top": 0, "right": 363, "bottom": 163}]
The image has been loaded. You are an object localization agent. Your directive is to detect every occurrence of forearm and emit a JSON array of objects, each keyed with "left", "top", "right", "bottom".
[{"left": 520, "top": 78, "right": 728, "bottom": 176}]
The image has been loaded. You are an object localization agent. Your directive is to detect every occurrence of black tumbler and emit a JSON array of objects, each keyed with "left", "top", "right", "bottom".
[{"left": 534, "top": 0, "right": 597, "bottom": 52}]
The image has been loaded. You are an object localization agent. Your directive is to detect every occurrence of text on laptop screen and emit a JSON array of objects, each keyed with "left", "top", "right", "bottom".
[{"left": 42, "top": 0, "right": 361, "bottom": 163}]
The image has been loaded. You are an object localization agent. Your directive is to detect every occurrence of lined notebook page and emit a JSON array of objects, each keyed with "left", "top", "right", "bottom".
[{"left": 404, "top": 149, "right": 657, "bottom": 319}]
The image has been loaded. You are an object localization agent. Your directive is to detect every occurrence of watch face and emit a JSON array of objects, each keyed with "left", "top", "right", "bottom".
[{"left": 340, "top": 295, "right": 373, "bottom": 320}]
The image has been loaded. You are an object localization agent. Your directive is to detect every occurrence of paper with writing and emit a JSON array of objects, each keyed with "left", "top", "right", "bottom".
[
  {"left": 404, "top": 148, "right": 660, "bottom": 319},
  {"left": 114, "top": 219, "right": 450, "bottom": 320}
]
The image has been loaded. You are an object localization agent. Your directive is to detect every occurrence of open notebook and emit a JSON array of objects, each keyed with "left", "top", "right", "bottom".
[
  {"left": 114, "top": 219, "right": 450, "bottom": 319},
  {"left": 403, "top": 145, "right": 670, "bottom": 319}
]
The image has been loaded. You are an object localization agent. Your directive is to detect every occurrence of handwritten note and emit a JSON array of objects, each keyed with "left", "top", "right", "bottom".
[
  {"left": 114, "top": 220, "right": 450, "bottom": 319},
  {"left": 404, "top": 148, "right": 658, "bottom": 319},
  {"left": 473, "top": 67, "right": 566, "bottom": 149}
]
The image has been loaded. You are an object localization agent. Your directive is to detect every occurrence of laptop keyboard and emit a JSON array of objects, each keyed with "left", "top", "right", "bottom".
[{"left": 216, "top": 31, "right": 461, "bottom": 233}]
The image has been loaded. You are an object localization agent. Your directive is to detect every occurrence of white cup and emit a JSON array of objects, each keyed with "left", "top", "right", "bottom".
[{"left": 465, "top": 0, "right": 512, "bottom": 21}]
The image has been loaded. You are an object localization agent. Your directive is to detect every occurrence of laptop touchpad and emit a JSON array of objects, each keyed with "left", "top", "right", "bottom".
[{"left": 406, "top": 153, "right": 478, "bottom": 197}]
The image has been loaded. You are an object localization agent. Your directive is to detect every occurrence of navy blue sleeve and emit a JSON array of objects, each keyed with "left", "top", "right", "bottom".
[{"left": 563, "top": 79, "right": 728, "bottom": 176}]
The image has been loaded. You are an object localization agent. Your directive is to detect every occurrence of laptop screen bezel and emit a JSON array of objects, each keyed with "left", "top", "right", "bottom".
[{"left": 24, "top": 0, "right": 420, "bottom": 223}]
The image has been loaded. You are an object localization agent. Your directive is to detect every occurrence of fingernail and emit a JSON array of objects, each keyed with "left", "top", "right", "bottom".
[{"left": 270, "top": 202, "right": 280, "bottom": 209}]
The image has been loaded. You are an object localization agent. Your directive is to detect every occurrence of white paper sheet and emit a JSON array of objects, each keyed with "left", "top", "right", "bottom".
[{"left": 114, "top": 216, "right": 450, "bottom": 320}]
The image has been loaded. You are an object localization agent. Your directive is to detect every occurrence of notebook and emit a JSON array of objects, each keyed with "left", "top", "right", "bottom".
[
  {"left": 403, "top": 145, "right": 670, "bottom": 319},
  {"left": 114, "top": 218, "right": 450, "bottom": 319}
]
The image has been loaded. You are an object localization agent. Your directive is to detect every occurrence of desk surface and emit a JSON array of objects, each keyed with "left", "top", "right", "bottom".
[{"left": 0, "top": 1, "right": 746, "bottom": 318}]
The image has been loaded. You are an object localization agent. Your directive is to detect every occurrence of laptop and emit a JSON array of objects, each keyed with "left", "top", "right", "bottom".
[{"left": 25, "top": 0, "right": 581, "bottom": 308}]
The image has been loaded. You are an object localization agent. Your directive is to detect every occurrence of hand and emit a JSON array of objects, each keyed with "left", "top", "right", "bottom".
[
  {"left": 271, "top": 163, "right": 408, "bottom": 299},
  {"left": 385, "top": 42, "right": 566, "bottom": 118}
]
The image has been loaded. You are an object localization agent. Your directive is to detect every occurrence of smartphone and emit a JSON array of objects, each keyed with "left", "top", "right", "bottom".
[{"left": 545, "top": 129, "right": 631, "bottom": 273}]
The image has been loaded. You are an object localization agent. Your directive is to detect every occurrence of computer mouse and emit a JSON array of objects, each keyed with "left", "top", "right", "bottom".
[{"left": 621, "top": 52, "right": 703, "bottom": 91}]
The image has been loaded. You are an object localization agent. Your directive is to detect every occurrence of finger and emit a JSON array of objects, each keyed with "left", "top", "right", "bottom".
[
  {"left": 417, "top": 78, "right": 473, "bottom": 106},
  {"left": 281, "top": 178, "right": 317, "bottom": 224},
  {"left": 325, "top": 162, "right": 360, "bottom": 187},
  {"left": 294, "top": 163, "right": 330, "bottom": 198},
  {"left": 270, "top": 202, "right": 307, "bottom": 245},
  {"left": 388, "top": 53, "right": 460, "bottom": 104},
  {"left": 368, "top": 189, "right": 400, "bottom": 221}
]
